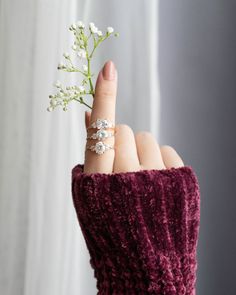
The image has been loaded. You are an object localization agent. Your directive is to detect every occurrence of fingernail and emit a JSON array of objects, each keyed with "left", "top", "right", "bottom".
[{"left": 102, "top": 60, "right": 116, "bottom": 80}]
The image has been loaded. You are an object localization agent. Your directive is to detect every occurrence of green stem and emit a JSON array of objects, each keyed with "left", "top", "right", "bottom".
[
  {"left": 66, "top": 68, "right": 87, "bottom": 76},
  {"left": 89, "top": 46, "right": 97, "bottom": 59},
  {"left": 83, "top": 34, "right": 95, "bottom": 99},
  {"left": 74, "top": 98, "right": 92, "bottom": 109},
  {"left": 89, "top": 34, "right": 97, "bottom": 58},
  {"left": 83, "top": 91, "right": 95, "bottom": 95},
  {"left": 67, "top": 57, "right": 74, "bottom": 68},
  {"left": 87, "top": 32, "right": 92, "bottom": 40},
  {"left": 87, "top": 57, "right": 94, "bottom": 97},
  {"left": 89, "top": 36, "right": 109, "bottom": 59},
  {"left": 65, "top": 57, "right": 84, "bottom": 75}
]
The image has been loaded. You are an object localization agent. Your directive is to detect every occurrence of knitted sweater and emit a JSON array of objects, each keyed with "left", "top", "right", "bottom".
[{"left": 72, "top": 164, "right": 200, "bottom": 294}]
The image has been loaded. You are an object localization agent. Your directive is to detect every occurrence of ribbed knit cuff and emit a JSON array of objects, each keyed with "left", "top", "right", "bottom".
[{"left": 72, "top": 164, "right": 200, "bottom": 295}]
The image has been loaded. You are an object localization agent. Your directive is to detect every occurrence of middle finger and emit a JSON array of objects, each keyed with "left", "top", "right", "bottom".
[{"left": 113, "top": 124, "right": 140, "bottom": 173}]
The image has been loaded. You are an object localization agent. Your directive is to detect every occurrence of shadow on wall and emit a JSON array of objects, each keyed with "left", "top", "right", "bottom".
[{"left": 158, "top": 1, "right": 236, "bottom": 295}]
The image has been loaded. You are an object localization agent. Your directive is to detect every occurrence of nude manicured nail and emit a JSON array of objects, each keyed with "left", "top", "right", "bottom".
[{"left": 102, "top": 60, "right": 116, "bottom": 80}]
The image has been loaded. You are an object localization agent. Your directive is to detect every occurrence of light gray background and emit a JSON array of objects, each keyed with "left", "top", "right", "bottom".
[
  {"left": 158, "top": 1, "right": 236, "bottom": 294},
  {"left": 1, "top": 1, "right": 236, "bottom": 294}
]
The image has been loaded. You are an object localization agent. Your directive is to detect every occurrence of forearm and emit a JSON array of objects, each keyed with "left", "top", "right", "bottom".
[{"left": 72, "top": 164, "right": 200, "bottom": 294}]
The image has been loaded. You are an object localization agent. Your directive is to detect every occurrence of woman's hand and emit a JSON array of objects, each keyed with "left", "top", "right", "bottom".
[{"left": 84, "top": 60, "right": 184, "bottom": 174}]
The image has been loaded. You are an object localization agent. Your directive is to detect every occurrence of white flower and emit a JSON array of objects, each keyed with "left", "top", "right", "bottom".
[
  {"left": 77, "top": 21, "right": 85, "bottom": 29},
  {"left": 71, "top": 23, "right": 77, "bottom": 30},
  {"left": 97, "top": 30, "right": 103, "bottom": 37},
  {"left": 91, "top": 26, "right": 98, "bottom": 34},
  {"left": 47, "top": 106, "right": 54, "bottom": 112},
  {"left": 57, "top": 62, "right": 66, "bottom": 69},
  {"left": 63, "top": 52, "right": 70, "bottom": 59},
  {"left": 82, "top": 64, "right": 88, "bottom": 72},
  {"left": 54, "top": 80, "right": 61, "bottom": 88},
  {"left": 78, "top": 86, "right": 85, "bottom": 92},
  {"left": 107, "top": 27, "right": 114, "bottom": 34},
  {"left": 72, "top": 45, "right": 77, "bottom": 50},
  {"left": 89, "top": 22, "right": 98, "bottom": 34},
  {"left": 50, "top": 100, "right": 57, "bottom": 107},
  {"left": 77, "top": 49, "right": 86, "bottom": 59}
]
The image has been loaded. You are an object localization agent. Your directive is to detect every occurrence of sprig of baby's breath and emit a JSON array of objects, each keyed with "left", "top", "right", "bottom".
[{"left": 47, "top": 21, "right": 119, "bottom": 112}]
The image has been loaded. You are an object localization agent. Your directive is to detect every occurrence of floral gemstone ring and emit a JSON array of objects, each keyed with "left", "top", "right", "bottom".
[
  {"left": 86, "top": 129, "right": 114, "bottom": 140},
  {"left": 86, "top": 141, "right": 114, "bottom": 155},
  {"left": 87, "top": 119, "right": 115, "bottom": 130}
]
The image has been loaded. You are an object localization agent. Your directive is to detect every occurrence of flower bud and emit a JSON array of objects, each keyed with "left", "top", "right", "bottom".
[
  {"left": 50, "top": 100, "right": 57, "bottom": 107},
  {"left": 77, "top": 21, "right": 85, "bottom": 29},
  {"left": 54, "top": 80, "right": 61, "bottom": 88},
  {"left": 57, "top": 62, "right": 65, "bottom": 70},
  {"left": 71, "top": 23, "right": 77, "bottom": 30},
  {"left": 78, "top": 85, "right": 85, "bottom": 92},
  {"left": 47, "top": 106, "right": 54, "bottom": 112},
  {"left": 63, "top": 52, "right": 70, "bottom": 59},
  {"left": 82, "top": 64, "right": 88, "bottom": 72},
  {"left": 77, "top": 49, "right": 86, "bottom": 59},
  {"left": 91, "top": 26, "right": 98, "bottom": 34},
  {"left": 107, "top": 27, "right": 114, "bottom": 34}
]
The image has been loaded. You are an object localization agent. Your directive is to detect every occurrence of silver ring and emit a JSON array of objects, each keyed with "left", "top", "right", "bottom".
[
  {"left": 86, "top": 141, "right": 114, "bottom": 155},
  {"left": 87, "top": 118, "right": 115, "bottom": 130},
  {"left": 86, "top": 129, "right": 114, "bottom": 140}
]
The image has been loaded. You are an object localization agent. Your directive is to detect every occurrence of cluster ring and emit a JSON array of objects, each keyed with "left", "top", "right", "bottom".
[
  {"left": 86, "top": 129, "right": 114, "bottom": 140},
  {"left": 86, "top": 141, "right": 114, "bottom": 155},
  {"left": 87, "top": 118, "right": 115, "bottom": 130}
]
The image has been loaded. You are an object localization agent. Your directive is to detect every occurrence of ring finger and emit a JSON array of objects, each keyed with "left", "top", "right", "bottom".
[{"left": 135, "top": 132, "right": 165, "bottom": 170}]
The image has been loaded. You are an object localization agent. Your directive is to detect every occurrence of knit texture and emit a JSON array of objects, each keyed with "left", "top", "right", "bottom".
[{"left": 72, "top": 164, "right": 200, "bottom": 295}]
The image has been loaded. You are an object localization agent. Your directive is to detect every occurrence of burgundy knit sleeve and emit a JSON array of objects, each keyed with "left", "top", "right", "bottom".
[{"left": 71, "top": 164, "right": 200, "bottom": 295}]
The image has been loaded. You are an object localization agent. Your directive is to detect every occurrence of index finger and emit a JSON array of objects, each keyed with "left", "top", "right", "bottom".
[{"left": 83, "top": 60, "right": 117, "bottom": 174}]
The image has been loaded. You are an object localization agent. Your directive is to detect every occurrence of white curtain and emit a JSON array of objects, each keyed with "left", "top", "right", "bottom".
[{"left": 0, "top": 0, "right": 159, "bottom": 294}]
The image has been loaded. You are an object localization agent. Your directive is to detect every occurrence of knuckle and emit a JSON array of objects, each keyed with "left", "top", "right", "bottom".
[
  {"left": 136, "top": 131, "right": 155, "bottom": 140},
  {"left": 96, "top": 87, "right": 115, "bottom": 100},
  {"left": 115, "top": 124, "right": 133, "bottom": 134}
]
